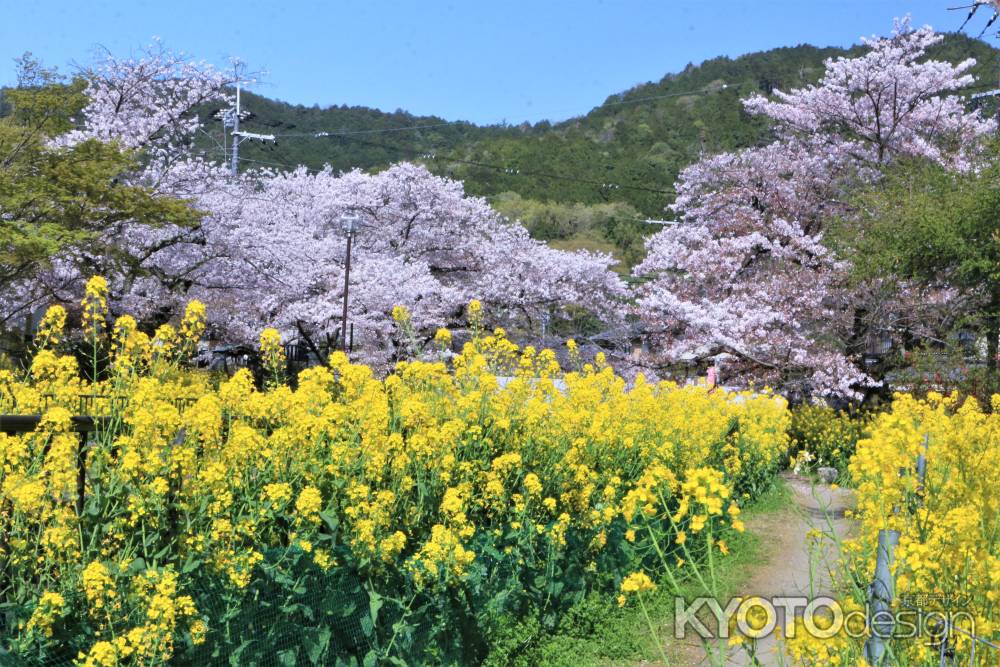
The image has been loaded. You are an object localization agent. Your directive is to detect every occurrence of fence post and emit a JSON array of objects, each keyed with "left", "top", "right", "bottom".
[
  {"left": 938, "top": 623, "right": 950, "bottom": 667},
  {"left": 916, "top": 434, "right": 928, "bottom": 498},
  {"left": 76, "top": 430, "right": 88, "bottom": 515},
  {"left": 865, "top": 528, "right": 901, "bottom": 666}
]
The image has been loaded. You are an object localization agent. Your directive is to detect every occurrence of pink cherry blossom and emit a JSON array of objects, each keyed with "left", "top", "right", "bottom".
[
  {"left": 5, "top": 43, "right": 627, "bottom": 364},
  {"left": 635, "top": 19, "right": 994, "bottom": 397}
]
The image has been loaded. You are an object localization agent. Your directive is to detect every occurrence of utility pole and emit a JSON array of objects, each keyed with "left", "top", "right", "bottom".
[
  {"left": 230, "top": 83, "right": 241, "bottom": 178},
  {"left": 340, "top": 214, "right": 361, "bottom": 352},
  {"left": 220, "top": 82, "right": 274, "bottom": 177}
]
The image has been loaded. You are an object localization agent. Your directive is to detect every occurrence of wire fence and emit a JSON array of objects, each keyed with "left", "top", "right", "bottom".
[{"left": 1, "top": 549, "right": 371, "bottom": 666}]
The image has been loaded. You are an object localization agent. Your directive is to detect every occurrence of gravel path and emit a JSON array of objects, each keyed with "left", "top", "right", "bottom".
[{"left": 723, "top": 472, "right": 855, "bottom": 666}]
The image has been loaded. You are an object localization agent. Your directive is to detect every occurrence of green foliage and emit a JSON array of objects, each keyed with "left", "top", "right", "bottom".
[
  {"left": 482, "top": 481, "right": 789, "bottom": 667},
  {"left": 179, "top": 547, "right": 370, "bottom": 666},
  {"left": 889, "top": 342, "right": 1000, "bottom": 409},
  {"left": 212, "top": 34, "right": 998, "bottom": 264},
  {"left": 491, "top": 192, "right": 648, "bottom": 268},
  {"left": 845, "top": 150, "right": 1000, "bottom": 293},
  {"left": 0, "top": 55, "right": 200, "bottom": 326},
  {"left": 842, "top": 140, "right": 1000, "bottom": 384}
]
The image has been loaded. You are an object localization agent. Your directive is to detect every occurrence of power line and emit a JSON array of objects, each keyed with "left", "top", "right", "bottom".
[
  {"left": 235, "top": 156, "right": 307, "bottom": 171},
  {"left": 224, "top": 74, "right": 995, "bottom": 149},
  {"left": 227, "top": 76, "right": 996, "bottom": 196},
  {"left": 425, "top": 153, "right": 675, "bottom": 195},
  {"left": 236, "top": 135, "right": 675, "bottom": 196},
  {"left": 276, "top": 122, "right": 460, "bottom": 138},
  {"left": 234, "top": 76, "right": 993, "bottom": 192}
]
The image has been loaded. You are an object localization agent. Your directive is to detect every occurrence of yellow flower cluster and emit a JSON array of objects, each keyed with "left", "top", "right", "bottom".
[
  {"left": 35, "top": 304, "right": 67, "bottom": 349},
  {"left": 259, "top": 326, "right": 284, "bottom": 362},
  {"left": 841, "top": 392, "right": 1000, "bottom": 664},
  {"left": 391, "top": 304, "right": 411, "bottom": 325},
  {"left": 621, "top": 571, "right": 656, "bottom": 595},
  {"left": 25, "top": 591, "right": 66, "bottom": 638},
  {"left": 179, "top": 300, "right": 207, "bottom": 357},
  {"left": 434, "top": 327, "right": 452, "bottom": 348},
  {"left": 783, "top": 392, "right": 1000, "bottom": 664},
  {"left": 81, "top": 276, "right": 109, "bottom": 340},
  {"left": 788, "top": 403, "right": 869, "bottom": 476},
  {"left": 0, "top": 294, "right": 792, "bottom": 662}
]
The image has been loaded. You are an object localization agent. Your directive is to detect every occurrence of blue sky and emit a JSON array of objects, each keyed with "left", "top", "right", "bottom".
[{"left": 0, "top": 0, "right": 989, "bottom": 125}]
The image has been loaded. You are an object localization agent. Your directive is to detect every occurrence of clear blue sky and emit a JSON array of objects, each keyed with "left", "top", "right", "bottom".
[{"left": 0, "top": 0, "right": 988, "bottom": 125}]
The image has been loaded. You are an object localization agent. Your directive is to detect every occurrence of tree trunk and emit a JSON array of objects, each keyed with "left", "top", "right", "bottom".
[{"left": 848, "top": 307, "right": 868, "bottom": 357}]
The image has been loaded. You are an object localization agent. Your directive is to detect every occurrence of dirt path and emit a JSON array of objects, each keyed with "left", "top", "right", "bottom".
[
  {"left": 630, "top": 473, "right": 855, "bottom": 667},
  {"left": 722, "top": 472, "right": 855, "bottom": 666}
]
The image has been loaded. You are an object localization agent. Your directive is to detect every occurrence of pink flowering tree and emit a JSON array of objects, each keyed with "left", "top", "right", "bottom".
[
  {"left": 634, "top": 19, "right": 994, "bottom": 397},
  {"left": 11, "top": 43, "right": 626, "bottom": 361},
  {"left": 55, "top": 45, "right": 231, "bottom": 149},
  {"left": 0, "top": 44, "right": 237, "bottom": 329},
  {"left": 172, "top": 163, "right": 626, "bottom": 362}
]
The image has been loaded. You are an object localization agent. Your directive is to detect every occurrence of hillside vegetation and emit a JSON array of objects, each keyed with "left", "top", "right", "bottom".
[{"left": 190, "top": 34, "right": 999, "bottom": 266}]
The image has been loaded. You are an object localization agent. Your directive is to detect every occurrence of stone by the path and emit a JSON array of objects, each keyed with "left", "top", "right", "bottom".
[{"left": 816, "top": 466, "right": 839, "bottom": 485}]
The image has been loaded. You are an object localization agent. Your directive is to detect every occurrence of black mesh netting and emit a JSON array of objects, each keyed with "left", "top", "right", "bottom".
[{"left": 1, "top": 547, "right": 370, "bottom": 667}]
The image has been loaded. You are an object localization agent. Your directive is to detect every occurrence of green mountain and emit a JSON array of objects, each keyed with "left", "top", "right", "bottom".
[
  {"left": 195, "top": 91, "right": 514, "bottom": 173},
  {"left": 193, "top": 33, "right": 1000, "bottom": 266}
]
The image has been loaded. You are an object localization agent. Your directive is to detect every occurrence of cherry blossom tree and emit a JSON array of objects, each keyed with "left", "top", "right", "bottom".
[
  {"left": 0, "top": 44, "right": 235, "bottom": 330},
  {"left": 8, "top": 43, "right": 627, "bottom": 362},
  {"left": 54, "top": 40, "right": 234, "bottom": 154},
  {"left": 171, "top": 163, "right": 626, "bottom": 361},
  {"left": 634, "top": 19, "right": 994, "bottom": 397}
]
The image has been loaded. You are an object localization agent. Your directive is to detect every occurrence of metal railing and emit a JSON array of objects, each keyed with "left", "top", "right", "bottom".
[
  {"left": 0, "top": 414, "right": 114, "bottom": 514},
  {"left": 38, "top": 393, "right": 198, "bottom": 413}
]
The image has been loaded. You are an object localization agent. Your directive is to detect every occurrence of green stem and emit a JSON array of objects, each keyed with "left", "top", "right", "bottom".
[{"left": 638, "top": 592, "right": 671, "bottom": 667}]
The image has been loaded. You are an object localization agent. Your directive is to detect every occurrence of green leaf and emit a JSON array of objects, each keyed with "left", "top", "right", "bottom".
[
  {"left": 368, "top": 590, "right": 383, "bottom": 626},
  {"left": 319, "top": 509, "right": 339, "bottom": 533},
  {"left": 305, "top": 627, "right": 331, "bottom": 664},
  {"left": 360, "top": 615, "right": 374, "bottom": 638}
]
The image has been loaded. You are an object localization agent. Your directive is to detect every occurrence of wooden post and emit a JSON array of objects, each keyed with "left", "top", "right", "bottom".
[{"left": 865, "top": 529, "right": 900, "bottom": 665}]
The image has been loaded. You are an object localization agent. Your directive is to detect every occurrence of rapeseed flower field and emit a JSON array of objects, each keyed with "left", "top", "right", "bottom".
[
  {"left": 0, "top": 280, "right": 790, "bottom": 665},
  {"left": 778, "top": 393, "right": 1000, "bottom": 665}
]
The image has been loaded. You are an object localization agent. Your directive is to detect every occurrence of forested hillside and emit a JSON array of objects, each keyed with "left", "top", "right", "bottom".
[{"left": 191, "top": 33, "right": 1000, "bottom": 265}]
